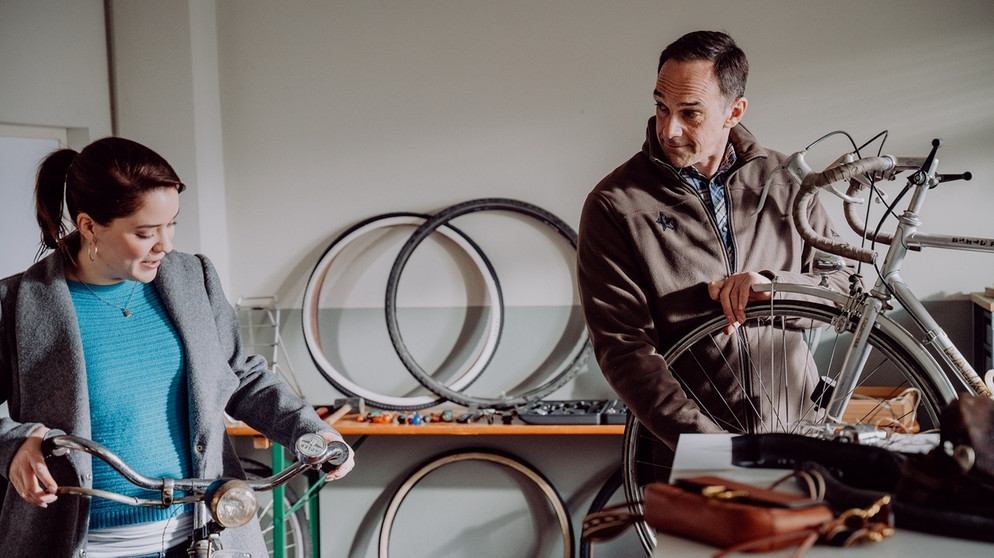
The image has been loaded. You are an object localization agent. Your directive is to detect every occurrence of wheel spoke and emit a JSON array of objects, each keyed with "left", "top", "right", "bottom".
[{"left": 622, "top": 299, "right": 953, "bottom": 555}]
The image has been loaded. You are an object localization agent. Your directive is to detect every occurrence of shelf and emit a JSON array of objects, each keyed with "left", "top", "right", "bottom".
[
  {"left": 331, "top": 415, "right": 624, "bottom": 435},
  {"left": 971, "top": 292, "right": 994, "bottom": 312},
  {"left": 226, "top": 411, "right": 625, "bottom": 438}
]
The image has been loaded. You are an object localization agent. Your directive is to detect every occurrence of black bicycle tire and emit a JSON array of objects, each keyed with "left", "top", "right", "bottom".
[
  {"left": 384, "top": 198, "right": 592, "bottom": 410},
  {"left": 621, "top": 298, "right": 955, "bottom": 555},
  {"left": 579, "top": 467, "right": 624, "bottom": 558},
  {"left": 301, "top": 212, "right": 504, "bottom": 410},
  {"left": 377, "top": 448, "right": 575, "bottom": 558},
  {"left": 239, "top": 458, "right": 312, "bottom": 558}
]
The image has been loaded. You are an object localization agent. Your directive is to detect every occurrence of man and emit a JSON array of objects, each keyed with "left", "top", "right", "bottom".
[{"left": 577, "top": 30, "right": 852, "bottom": 450}]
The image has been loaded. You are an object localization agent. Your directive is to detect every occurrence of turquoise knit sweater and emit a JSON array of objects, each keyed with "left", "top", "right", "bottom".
[{"left": 68, "top": 279, "right": 193, "bottom": 529}]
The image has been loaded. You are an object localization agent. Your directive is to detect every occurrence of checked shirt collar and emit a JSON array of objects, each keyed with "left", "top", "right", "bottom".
[{"left": 677, "top": 143, "right": 738, "bottom": 271}]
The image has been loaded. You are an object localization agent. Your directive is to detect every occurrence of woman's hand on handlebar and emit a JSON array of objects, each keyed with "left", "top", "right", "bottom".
[
  {"left": 10, "top": 426, "right": 59, "bottom": 508},
  {"left": 318, "top": 431, "right": 355, "bottom": 482},
  {"left": 707, "top": 271, "right": 775, "bottom": 335}
]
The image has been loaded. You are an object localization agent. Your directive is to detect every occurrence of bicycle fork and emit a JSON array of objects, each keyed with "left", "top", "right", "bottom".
[
  {"left": 822, "top": 292, "right": 886, "bottom": 422},
  {"left": 188, "top": 502, "right": 251, "bottom": 558}
]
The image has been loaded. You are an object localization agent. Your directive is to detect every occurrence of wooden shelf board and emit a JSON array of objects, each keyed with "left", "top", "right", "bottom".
[
  {"left": 226, "top": 413, "right": 624, "bottom": 438},
  {"left": 972, "top": 292, "right": 994, "bottom": 312}
]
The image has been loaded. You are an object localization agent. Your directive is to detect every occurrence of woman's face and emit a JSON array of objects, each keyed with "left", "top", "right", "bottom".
[{"left": 81, "top": 187, "right": 180, "bottom": 284}]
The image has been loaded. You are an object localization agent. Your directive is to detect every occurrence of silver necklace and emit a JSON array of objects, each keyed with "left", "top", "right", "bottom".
[{"left": 74, "top": 277, "right": 140, "bottom": 317}]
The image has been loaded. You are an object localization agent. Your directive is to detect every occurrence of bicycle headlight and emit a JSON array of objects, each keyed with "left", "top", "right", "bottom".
[{"left": 208, "top": 479, "right": 258, "bottom": 529}]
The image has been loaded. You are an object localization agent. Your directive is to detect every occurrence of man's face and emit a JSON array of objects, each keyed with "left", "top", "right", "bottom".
[{"left": 653, "top": 59, "right": 746, "bottom": 177}]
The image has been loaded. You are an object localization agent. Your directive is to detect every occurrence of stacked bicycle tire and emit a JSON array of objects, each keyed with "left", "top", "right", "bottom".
[
  {"left": 301, "top": 197, "right": 592, "bottom": 413},
  {"left": 302, "top": 198, "right": 601, "bottom": 557}
]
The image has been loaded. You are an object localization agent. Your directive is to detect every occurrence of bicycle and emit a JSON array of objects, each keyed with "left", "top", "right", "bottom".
[
  {"left": 42, "top": 430, "right": 349, "bottom": 558},
  {"left": 621, "top": 134, "right": 994, "bottom": 554},
  {"left": 239, "top": 457, "right": 314, "bottom": 558}
]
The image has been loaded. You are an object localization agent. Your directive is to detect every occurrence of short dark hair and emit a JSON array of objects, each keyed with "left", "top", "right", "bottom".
[{"left": 657, "top": 30, "right": 748, "bottom": 101}]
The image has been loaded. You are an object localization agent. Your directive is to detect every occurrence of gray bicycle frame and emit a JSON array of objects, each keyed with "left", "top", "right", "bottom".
[{"left": 774, "top": 153, "right": 994, "bottom": 422}]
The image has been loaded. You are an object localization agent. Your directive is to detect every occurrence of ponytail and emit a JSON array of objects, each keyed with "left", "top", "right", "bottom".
[{"left": 34, "top": 148, "right": 78, "bottom": 259}]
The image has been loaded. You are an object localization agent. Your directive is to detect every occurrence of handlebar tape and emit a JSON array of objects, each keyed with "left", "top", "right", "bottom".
[{"left": 792, "top": 156, "right": 895, "bottom": 264}]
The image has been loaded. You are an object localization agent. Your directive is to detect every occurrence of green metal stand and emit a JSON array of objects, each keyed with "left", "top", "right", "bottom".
[
  {"left": 271, "top": 443, "right": 325, "bottom": 558},
  {"left": 272, "top": 444, "right": 287, "bottom": 558}
]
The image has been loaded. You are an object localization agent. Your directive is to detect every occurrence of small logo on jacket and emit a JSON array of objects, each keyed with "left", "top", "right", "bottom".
[{"left": 656, "top": 213, "right": 676, "bottom": 231}]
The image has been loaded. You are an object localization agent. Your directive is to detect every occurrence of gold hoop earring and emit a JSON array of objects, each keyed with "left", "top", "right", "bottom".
[{"left": 88, "top": 241, "right": 97, "bottom": 262}]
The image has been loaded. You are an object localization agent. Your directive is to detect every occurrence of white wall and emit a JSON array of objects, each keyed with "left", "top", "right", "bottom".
[
  {"left": 0, "top": 0, "right": 112, "bottom": 140},
  {"left": 6, "top": 1, "right": 991, "bottom": 304},
  {"left": 0, "top": 134, "right": 62, "bottom": 279},
  {"left": 108, "top": 0, "right": 232, "bottom": 285},
  {"left": 204, "top": 0, "right": 994, "bottom": 306},
  {"left": 0, "top": 0, "right": 112, "bottom": 276}
]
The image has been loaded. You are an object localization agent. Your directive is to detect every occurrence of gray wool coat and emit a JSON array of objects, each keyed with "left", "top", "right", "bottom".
[{"left": 0, "top": 250, "right": 336, "bottom": 558}]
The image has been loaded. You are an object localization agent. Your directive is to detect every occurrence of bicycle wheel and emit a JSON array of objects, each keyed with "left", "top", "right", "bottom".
[
  {"left": 622, "top": 297, "right": 959, "bottom": 555},
  {"left": 301, "top": 212, "right": 503, "bottom": 410},
  {"left": 241, "top": 459, "right": 312, "bottom": 558},
  {"left": 579, "top": 467, "right": 622, "bottom": 558},
  {"left": 378, "top": 448, "right": 574, "bottom": 558},
  {"left": 384, "top": 198, "right": 591, "bottom": 410}
]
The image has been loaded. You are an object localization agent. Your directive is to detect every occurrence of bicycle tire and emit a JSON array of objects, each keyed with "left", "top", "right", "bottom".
[
  {"left": 378, "top": 448, "right": 574, "bottom": 558},
  {"left": 240, "top": 458, "right": 312, "bottom": 558},
  {"left": 301, "top": 212, "right": 504, "bottom": 410},
  {"left": 621, "top": 297, "right": 960, "bottom": 555},
  {"left": 384, "top": 198, "right": 592, "bottom": 410},
  {"left": 579, "top": 467, "right": 623, "bottom": 558}
]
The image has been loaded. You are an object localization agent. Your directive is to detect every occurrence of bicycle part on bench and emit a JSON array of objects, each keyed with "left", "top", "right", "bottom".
[
  {"left": 517, "top": 399, "right": 629, "bottom": 425},
  {"left": 599, "top": 399, "right": 630, "bottom": 424}
]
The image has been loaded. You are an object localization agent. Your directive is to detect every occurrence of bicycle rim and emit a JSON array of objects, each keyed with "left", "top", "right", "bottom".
[
  {"left": 378, "top": 449, "right": 574, "bottom": 558},
  {"left": 384, "top": 198, "right": 591, "bottom": 410},
  {"left": 622, "top": 298, "right": 953, "bottom": 555},
  {"left": 579, "top": 467, "right": 624, "bottom": 558},
  {"left": 241, "top": 461, "right": 311, "bottom": 558},
  {"left": 301, "top": 212, "right": 504, "bottom": 410}
]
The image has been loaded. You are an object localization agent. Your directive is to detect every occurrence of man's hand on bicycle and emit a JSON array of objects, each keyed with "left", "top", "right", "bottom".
[
  {"left": 10, "top": 426, "right": 59, "bottom": 508},
  {"left": 707, "top": 271, "right": 775, "bottom": 335}
]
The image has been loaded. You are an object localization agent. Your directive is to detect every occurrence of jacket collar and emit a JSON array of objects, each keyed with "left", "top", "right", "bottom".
[{"left": 641, "top": 116, "right": 769, "bottom": 175}]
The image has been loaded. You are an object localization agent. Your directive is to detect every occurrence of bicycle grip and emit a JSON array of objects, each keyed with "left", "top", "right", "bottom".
[
  {"left": 41, "top": 429, "right": 69, "bottom": 459},
  {"left": 320, "top": 440, "right": 350, "bottom": 473}
]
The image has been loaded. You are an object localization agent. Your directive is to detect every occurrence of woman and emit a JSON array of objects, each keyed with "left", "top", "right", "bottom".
[{"left": 0, "top": 137, "right": 354, "bottom": 558}]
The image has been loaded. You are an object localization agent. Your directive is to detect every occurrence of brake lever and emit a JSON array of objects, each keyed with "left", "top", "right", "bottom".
[
  {"left": 754, "top": 149, "right": 882, "bottom": 216},
  {"left": 824, "top": 152, "right": 868, "bottom": 205},
  {"left": 41, "top": 429, "right": 70, "bottom": 459},
  {"left": 753, "top": 150, "right": 813, "bottom": 216}
]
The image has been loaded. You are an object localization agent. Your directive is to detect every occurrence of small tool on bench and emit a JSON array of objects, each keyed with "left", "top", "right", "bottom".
[{"left": 324, "top": 396, "right": 365, "bottom": 425}]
